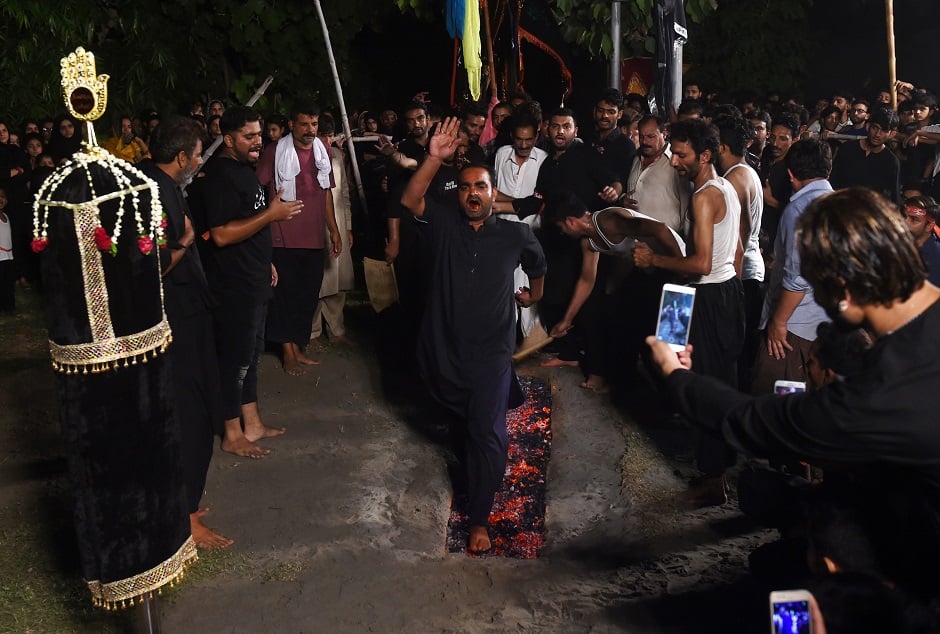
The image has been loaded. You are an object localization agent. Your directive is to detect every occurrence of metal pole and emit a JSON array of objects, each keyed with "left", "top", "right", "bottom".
[
  {"left": 886, "top": 0, "right": 897, "bottom": 110},
  {"left": 610, "top": 1, "right": 622, "bottom": 90},
  {"left": 312, "top": 0, "right": 369, "bottom": 215}
]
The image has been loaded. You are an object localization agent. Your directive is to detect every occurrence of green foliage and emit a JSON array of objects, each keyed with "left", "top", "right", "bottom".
[
  {"left": 684, "top": 0, "right": 814, "bottom": 96},
  {"left": 0, "top": 0, "right": 402, "bottom": 123},
  {"left": 551, "top": 0, "right": 718, "bottom": 59}
]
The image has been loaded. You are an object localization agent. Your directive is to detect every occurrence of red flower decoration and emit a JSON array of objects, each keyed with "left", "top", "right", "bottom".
[
  {"left": 138, "top": 235, "right": 154, "bottom": 255},
  {"left": 93, "top": 226, "right": 112, "bottom": 252},
  {"left": 160, "top": 217, "right": 168, "bottom": 230},
  {"left": 31, "top": 238, "right": 48, "bottom": 253}
]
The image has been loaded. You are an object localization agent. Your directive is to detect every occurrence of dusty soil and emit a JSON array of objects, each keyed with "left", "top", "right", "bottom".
[{"left": 0, "top": 297, "right": 777, "bottom": 633}]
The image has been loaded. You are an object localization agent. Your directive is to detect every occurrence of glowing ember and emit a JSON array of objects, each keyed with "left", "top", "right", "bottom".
[{"left": 447, "top": 376, "right": 551, "bottom": 558}]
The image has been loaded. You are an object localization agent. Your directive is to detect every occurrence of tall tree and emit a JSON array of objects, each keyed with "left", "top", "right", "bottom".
[{"left": 683, "top": 0, "right": 815, "bottom": 96}]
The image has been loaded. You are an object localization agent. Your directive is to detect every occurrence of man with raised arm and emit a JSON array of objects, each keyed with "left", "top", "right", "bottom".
[{"left": 401, "top": 118, "right": 547, "bottom": 553}]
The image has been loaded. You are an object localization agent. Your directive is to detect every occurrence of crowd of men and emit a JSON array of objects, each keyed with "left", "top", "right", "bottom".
[{"left": 2, "top": 76, "right": 940, "bottom": 627}]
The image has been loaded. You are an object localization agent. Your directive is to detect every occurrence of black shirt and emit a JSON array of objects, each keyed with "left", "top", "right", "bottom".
[
  {"left": 189, "top": 156, "right": 271, "bottom": 305},
  {"left": 140, "top": 161, "right": 212, "bottom": 320},
  {"left": 536, "top": 141, "right": 619, "bottom": 212},
  {"left": 830, "top": 141, "right": 900, "bottom": 204},
  {"left": 589, "top": 128, "right": 636, "bottom": 192},
  {"left": 418, "top": 201, "right": 547, "bottom": 395}
]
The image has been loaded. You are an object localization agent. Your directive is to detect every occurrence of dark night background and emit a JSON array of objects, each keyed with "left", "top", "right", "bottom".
[{"left": 343, "top": 0, "right": 938, "bottom": 120}]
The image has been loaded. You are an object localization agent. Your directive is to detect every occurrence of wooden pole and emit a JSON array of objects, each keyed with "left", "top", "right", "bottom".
[
  {"left": 886, "top": 0, "right": 897, "bottom": 110},
  {"left": 480, "top": 0, "right": 499, "bottom": 98}
]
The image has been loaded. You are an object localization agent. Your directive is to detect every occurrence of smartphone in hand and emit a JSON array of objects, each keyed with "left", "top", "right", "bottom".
[
  {"left": 770, "top": 589, "right": 814, "bottom": 633},
  {"left": 655, "top": 283, "right": 695, "bottom": 352}
]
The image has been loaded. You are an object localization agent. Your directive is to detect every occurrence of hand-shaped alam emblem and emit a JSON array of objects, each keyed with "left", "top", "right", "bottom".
[{"left": 60, "top": 47, "right": 109, "bottom": 122}]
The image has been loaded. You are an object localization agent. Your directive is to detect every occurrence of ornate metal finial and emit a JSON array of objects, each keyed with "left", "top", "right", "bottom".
[{"left": 60, "top": 47, "right": 110, "bottom": 123}]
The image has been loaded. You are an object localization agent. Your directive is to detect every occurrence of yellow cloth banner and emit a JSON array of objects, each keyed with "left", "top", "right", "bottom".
[{"left": 463, "top": 0, "right": 482, "bottom": 101}]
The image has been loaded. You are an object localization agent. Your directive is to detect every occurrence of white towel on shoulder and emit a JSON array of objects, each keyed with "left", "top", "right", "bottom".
[{"left": 273, "top": 135, "right": 332, "bottom": 200}]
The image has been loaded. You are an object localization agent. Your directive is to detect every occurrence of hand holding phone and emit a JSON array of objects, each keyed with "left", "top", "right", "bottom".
[{"left": 770, "top": 589, "right": 814, "bottom": 633}]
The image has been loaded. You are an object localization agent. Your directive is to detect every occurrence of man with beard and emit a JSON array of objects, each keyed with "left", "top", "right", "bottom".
[
  {"left": 492, "top": 116, "right": 547, "bottom": 205},
  {"left": 384, "top": 101, "right": 432, "bottom": 264},
  {"left": 257, "top": 100, "right": 342, "bottom": 375},
  {"left": 531, "top": 108, "right": 622, "bottom": 391},
  {"left": 625, "top": 115, "right": 690, "bottom": 236},
  {"left": 397, "top": 100, "right": 431, "bottom": 162},
  {"left": 141, "top": 117, "right": 233, "bottom": 548},
  {"left": 460, "top": 102, "right": 488, "bottom": 164},
  {"left": 190, "top": 107, "right": 303, "bottom": 458},
  {"left": 634, "top": 119, "right": 744, "bottom": 507},
  {"left": 761, "top": 113, "right": 800, "bottom": 244},
  {"left": 715, "top": 115, "right": 765, "bottom": 391},
  {"left": 841, "top": 98, "right": 870, "bottom": 137},
  {"left": 830, "top": 108, "right": 900, "bottom": 204},
  {"left": 747, "top": 109, "right": 771, "bottom": 171},
  {"left": 903, "top": 195, "right": 940, "bottom": 286},
  {"left": 401, "top": 118, "right": 546, "bottom": 553},
  {"left": 751, "top": 138, "right": 833, "bottom": 396}
]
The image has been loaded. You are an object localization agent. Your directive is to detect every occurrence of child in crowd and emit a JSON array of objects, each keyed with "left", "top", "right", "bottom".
[{"left": 0, "top": 187, "right": 15, "bottom": 314}]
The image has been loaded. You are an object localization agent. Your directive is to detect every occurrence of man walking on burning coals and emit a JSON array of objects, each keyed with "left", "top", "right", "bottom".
[
  {"left": 401, "top": 118, "right": 547, "bottom": 552},
  {"left": 257, "top": 99, "right": 342, "bottom": 375},
  {"left": 141, "top": 117, "right": 233, "bottom": 548},
  {"left": 189, "top": 106, "right": 303, "bottom": 458}
]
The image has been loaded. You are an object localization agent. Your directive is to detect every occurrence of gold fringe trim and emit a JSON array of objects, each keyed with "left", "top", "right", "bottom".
[
  {"left": 49, "top": 320, "right": 172, "bottom": 375},
  {"left": 87, "top": 536, "right": 198, "bottom": 610}
]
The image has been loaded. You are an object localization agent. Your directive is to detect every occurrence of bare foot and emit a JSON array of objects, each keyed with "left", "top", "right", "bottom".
[
  {"left": 579, "top": 375, "right": 609, "bottom": 394},
  {"left": 283, "top": 358, "right": 307, "bottom": 375},
  {"left": 244, "top": 425, "right": 286, "bottom": 442},
  {"left": 308, "top": 337, "right": 327, "bottom": 352},
  {"left": 539, "top": 357, "right": 578, "bottom": 368},
  {"left": 220, "top": 434, "right": 269, "bottom": 458},
  {"left": 468, "top": 526, "right": 492, "bottom": 553},
  {"left": 282, "top": 343, "right": 307, "bottom": 375},
  {"left": 296, "top": 350, "right": 320, "bottom": 366},
  {"left": 190, "top": 509, "right": 234, "bottom": 549},
  {"left": 241, "top": 402, "right": 286, "bottom": 443}
]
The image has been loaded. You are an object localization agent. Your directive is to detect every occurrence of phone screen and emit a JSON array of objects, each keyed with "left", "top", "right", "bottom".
[
  {"left": 774, "top": 383, "right": 806, "bottom": 395},
  {"left": 771, "top": 600, "right": 811, "bottom": 634},
  {"left": 656, "top": 288, "right": 694, "bottom": 348}
]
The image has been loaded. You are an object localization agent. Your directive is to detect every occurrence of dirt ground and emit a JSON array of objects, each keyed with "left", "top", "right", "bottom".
[{"left": 0, "top": 296, "right": 778, "bottom": 633}]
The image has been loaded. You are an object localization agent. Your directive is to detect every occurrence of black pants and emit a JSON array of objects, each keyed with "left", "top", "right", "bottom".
[
  {"left": 689, "top": 277, "right": 745, "bottom": 476},
  {"left": 214, "top": 301, "right": 266, "bottom": 421},
  {"left": 606, "top": 267, "right": 672, "bottom": 388},
  {"left": 0, "top": 260, "right": 14, "bottom": 313},
  {"left": 738, "top": 277, "right": 766, "bottom": 392},
  {"left": 266, "top": 248, "right": 324, "bottom": 346},
  {"left": 433, "top": 363, "right": 522, "bottom": 526},
  {"left": 168, "top": 310, "right": 221, "bottom": 513}
]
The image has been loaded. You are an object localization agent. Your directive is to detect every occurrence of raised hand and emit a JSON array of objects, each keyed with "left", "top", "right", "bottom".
[{"left": 428, "top": 117, "right": 462, "bottom": 162}]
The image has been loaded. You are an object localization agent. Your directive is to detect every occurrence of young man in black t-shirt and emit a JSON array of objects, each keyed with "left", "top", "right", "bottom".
[{"left": 190, "top": 107, "right": 303, "bottom": 459}]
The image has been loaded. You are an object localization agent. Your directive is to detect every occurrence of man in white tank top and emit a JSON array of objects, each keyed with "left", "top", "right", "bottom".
[
  {"left": 634, "top": 119, "right": 745, "bottom": 508},
  {"left": 715, "top": 114, "right": 765, "bottom": 392}
]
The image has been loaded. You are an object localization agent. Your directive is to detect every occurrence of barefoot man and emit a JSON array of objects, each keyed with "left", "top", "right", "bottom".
[
  {"left": 257, "top": 99, "right": 342, "bottom": 375},
  {"left": 401, "top": 118, "right": 547, "bottom": 552},
  {"left": 142, "top": 116, "right": 233, "bottom": 547},
  {"left": 191, "top": 106, "right": 302, "bottom": 458}
]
